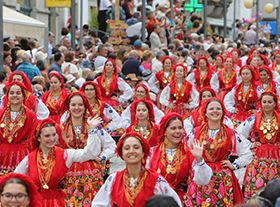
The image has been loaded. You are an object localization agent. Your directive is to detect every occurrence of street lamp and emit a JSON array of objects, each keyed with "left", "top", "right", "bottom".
[
  {"left": 243, "top": 0, "right": 259, "bottom": 44},
  {"left": 264, "top": 3, "right": 280, "bottom": 40}
]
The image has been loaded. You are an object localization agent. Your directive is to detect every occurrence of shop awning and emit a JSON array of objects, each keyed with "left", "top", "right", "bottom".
[{"left": 3, "top": 6, "right": 47, "bottom": 46}]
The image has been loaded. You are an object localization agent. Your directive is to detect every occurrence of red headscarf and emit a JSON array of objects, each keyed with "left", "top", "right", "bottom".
[
  {"left": 0, "top": 173, "right": 42, "bottom": 207},
  {"left": 116, "top": 132, "right": 150, "bottom": 160},
  {"left": 49, "top": 72, "right": 66, "bottom": 91},
  {"left": 158, "top": 112, "right": 186, "bottom": 142},
  {"left": 8, "top": 71, "right": 33, "bottom": 92},
  {"left": 201, "top": 98, "right": 226, "bottom": 123},
  {"left": 130, "top": 100, "right": 155, "bottom": 124},
  {"left": 196, "top": 56, "right": 211, "bottom": 70},
  {"left": 134, "top": 84, "right": 151, "bottom": 101},
  {"left": 259, "top": 65, "right": 273, "bottom": 78},
  {"left": 248, "top": 48, "right": 257, "bottom": 56},
  {"left": 80, "top": 81, "right": 103, "bottom": 102},
  {"left": 170, "top": 63, "right": 188, "bottom": 88},
  {"left": 30, "top": 118, "right": 62, "bottom": 151},
  {"left": 161, "top": 56, "right": 174, "bottom": 69},
  {"left": 199, "top": 87, "right": 216, "bottom": 102},
  {"left": 60, "top": 91, "right": 94, "bottom": 117},
  {"left": 2, "top": 81, "right": 27, "bottom": 107},
  {"left": 96, "top": 59, "right": 118, "bottom": 97},
  {"left": 258, "top": 54, "right": 269, "bottom": 66},
  {"left": 215, "top": 54, "right": 224, "bottom": 63},
  {"left": 260, "top": 91, "right": 279, "bottom": 111},
  {"left": 239, "top": 65, "right": 257, "bottom": 83}
]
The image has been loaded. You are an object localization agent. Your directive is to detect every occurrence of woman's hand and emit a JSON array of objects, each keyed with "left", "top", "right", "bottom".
[
  {"left": 87, "top": 116, "right": 103, "bottom": 130},
  {"left": 251, "top": 141, "right": 261, "bottom": 149},
  {"left": 190, "top": 139, "right": 204, "bottom": 163},
  {"left": 221, "top": 160, "right": 234, "bottom": 170}
]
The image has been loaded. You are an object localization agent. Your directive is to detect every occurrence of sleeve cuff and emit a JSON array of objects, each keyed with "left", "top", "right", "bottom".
[{"left": 196, "top": 159, "right": 205, "bottom": 167}]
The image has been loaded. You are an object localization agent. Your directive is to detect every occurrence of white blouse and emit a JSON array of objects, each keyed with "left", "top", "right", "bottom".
[
  {"left": 184, "top": 115, "right": 234, "bottom": 135},
  {"left": 60, "top": 104, "right": 120, "bottom": 133},
  {"left": 159, "top": 84, "right": 199, "bottom": 109},
  {"left": 119, "top": 103, "right": 164, "bottom": 129},
  {"left": 15, "top": 128, "right": 115, "bottom": 173},
  {"left": 187, "top": 128, "right": 252, "bottom": 171},
  {"left": 146, "top": 147, "right": 213, "bottom": 186},
  {"left": 91, "top": 173, "right": 183, "bottom": 207}
]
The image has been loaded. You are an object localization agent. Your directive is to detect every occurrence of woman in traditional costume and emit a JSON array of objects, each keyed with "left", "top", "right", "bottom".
[
  {"left": 184, "top": 87, "right": 233, "bottom": 134},
  {"left": 148, "top": 113, "right": 212, "bottom": 200},
  {"left": 210, "top": 56, "right": 239, "bottom": 100},
  {"left": 42, "top": 72, "right": 68, "bottom": 123},
  {"left": 126, "top": 100, "right": 159, "bottom": 147},
  {"left": 79, "top": 81, "right": 120, "bottom": 133},
  {"left": 120, "top": 83, "right": 164, "bottom": 129},
  {"left": 160, "top": 64, "right": 199, "bottom": 119},
  {"left": 91, "top": 132, "right": 183, "bottom": 207},
  {"left": 0, "top": 81, "right": 36, "bottom": 176},
  {"left": 211, "top": 54, "right": 224, "bottom": 72},
  {"left": 148, "top": 56, "right": 174, "bottom": 94},
  {"left": 60, "top": 92, "right": 116, "bottom": 207},
  {"left": 183, "top": 98, "right": 252, "bottom": 206},
  {"left": 0, "top": 173, "right": 42, "bottom": 207},
  {"left": 95, "top": 59, "right": 133, "bottom": 113},
  {"left": 15, "top": 117, "right": 106, "bottom": 207},
  {"left": 236, "top": 91, "right": 280, "bottom": 199},
  {"left": 4, "top": 70, "right": 49, "bottom": 119},
  {"left": 187, "top": 57, "right": 214, "bottom": 91},
  {"left": 231, "top": 48, "right": 242, "bottom": 68},
  {"left": 224, "top": 65, "right": 258, "bottom": 127}
]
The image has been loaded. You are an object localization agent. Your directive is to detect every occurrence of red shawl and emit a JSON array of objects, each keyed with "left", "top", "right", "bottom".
[
  {"left": 111, "top": 169, "right": 158, "bottom": 207},
  {"left": 155, "top": 70, "right": 172, "bottom": 89},
  {"left": 217, "top": 68, "right": 237, "bottom": 92},
  {"left": 28, "top": 147, "right": 68, "bottom": 205},
  {"left": 126, "top": 122, "right": 159, "bottom": 147},
  {"left": 149, "top": 142, "right": 193, "bottom": 194}
]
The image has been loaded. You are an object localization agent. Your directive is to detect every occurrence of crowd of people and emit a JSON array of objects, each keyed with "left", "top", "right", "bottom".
[{"left": 1, "top": 0, "right": 280, "bottom": 207}]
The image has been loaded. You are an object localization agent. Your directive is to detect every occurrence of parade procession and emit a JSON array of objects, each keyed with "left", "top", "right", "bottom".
[{"left": 0, "top": 0, "right": 280, "bottom": 206}]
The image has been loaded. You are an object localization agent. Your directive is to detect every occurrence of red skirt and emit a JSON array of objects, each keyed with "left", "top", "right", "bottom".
[
  {"left": 243, "top": 143, "right": 280, "bottom": 199},
  {"left": 183, "top": 162, "right": 243, "bottom": 206},
  {"left": 0, "top": 142, "right": 29, "bottom": 176},
  {"left": 40, "top": 189, "right": 65, "bottom": 207}
]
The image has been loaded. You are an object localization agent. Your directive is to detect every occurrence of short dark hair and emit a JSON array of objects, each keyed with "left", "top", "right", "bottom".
[
  {"left": 144, "top": 195, "right": 179, "bottom": 207},
  {"left": 54, "top": 52, "right": 62, "bottom": 62}
]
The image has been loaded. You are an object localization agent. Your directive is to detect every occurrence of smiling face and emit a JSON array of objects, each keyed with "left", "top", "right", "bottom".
[
  {"left": 199, "top": 59, "right": 207, "bottom": 70},
  {"left": 259, "top": 70, "right": 270, "bottom": 83},
  {"left": 164, "top": 118, "right": 184, "bottom": 148},
  {"left": 84, "top": 84, "right": 96, "bottom": 100},
  {"left": 8, "top": 85, "right": 24, "bottom": 106},
  {"left": 241, "top": 68, "right": 253, "bottom": 84},
  {"left": 205, "top": 100, "right": 223, "bottom": 123},
  {"left": 49, "top": 76, "right": 61, "bottom": 91},
  {"left": 135, "top": 86, "right": 146, "bottom": 100},
  {"left": 122, "top": 137, "right": 144, "bottom": 165},
  {"left": 105, "top": 61, "right": 114, "bottom": 74},
  {"left": 38, "top": 126, "right": 58, "bottom": 150},
  {"left": 69, "top": 95, "right": 86, "bottom": 119},
  {"left": 261, "top": 95, "right": 276, "bottom": 113},
  {"left": 0, "top": 183, "right": 30, "bottom": 207},
  {"left": 163, "top": 59, "right": 172, "bottom": 71},
  {"left": 216, "top": 57, "right": 222, "bottom": 66},
  {"left": 225, "top": 58, "right": 233, "bottom": 69},
  {"left": 136, "top": 102, "right": 149, "bottom": 121},
  {"left": 201, "top": 90, "right": 213, "bottom": 102},
  {"left": 175, "top": 66, "right": 184, "bottom": 79}
]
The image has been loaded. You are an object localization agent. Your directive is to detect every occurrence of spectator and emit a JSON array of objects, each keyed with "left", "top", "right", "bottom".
[
  {"left": 48, "top": 51, "right": 64, "bottom": 74},
  {"left": 243, "top": 24, "right": 257, "bottom": 46},
  {"left": 94, "top": 44, "right": 108, "bottom": 72},
  {"left": 150, "top": 25, "right": 163, "bottom": 51},
  {"left": 16, "top": 51, "right": 41, "bottom": 82}
]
